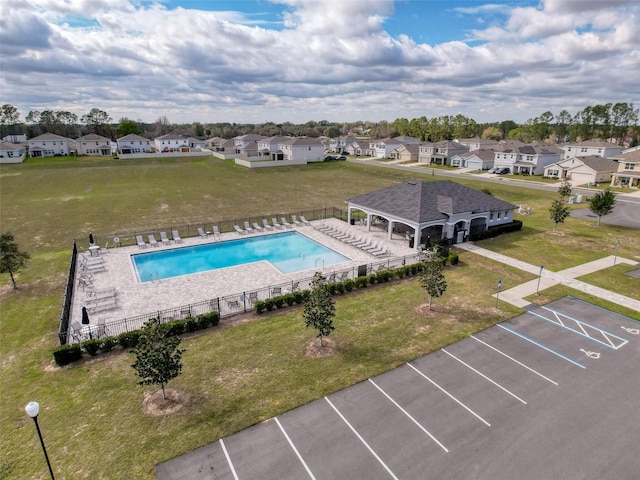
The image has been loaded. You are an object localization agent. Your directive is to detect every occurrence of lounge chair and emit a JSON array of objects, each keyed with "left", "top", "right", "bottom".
[
  {"left": 243, "top": 221, "right": 254, "bottom": 233},
  {"left": 248, "top": 292, "right": 258, "bottom": 305},
  {"left": 197, "top": 227, "right": 208, "bottom": 238},
  {"left": 234, "top": 225, "right": 246, "bottom": 235},
  {"left": 136, "top": 235, "right": 146, "bottom": 249},
  {"left": 70, "top": 320, "right": 82, "bottom": 342},
  {"left": 252, "top": 222, "right": 264, "bottom": 232},
  {"left": 286, "top": 281, "right": 300, "bottom": 293},
  {"left": 227, "top": 299, "right": 240, "bottom": 310},
  {"left": 172, "top": 230, "right": 183, "bottom": 243},
  {"left": 271, "top": 287, "right": 282, "bottom": 296},
  {"left": 80, "top": 262, "right": 105, "bottom": 273},
  {"left": 262, "top": 219, "right": 273, "bottom": 230},
  {"left": 160, "top": 231, "right": 171, "bottom": 245},
  {"left": 212, "top": 225, "right": 221, "bottom": 239},
  {"left": 327, "top": 273, "right": 336, "bottom": 283},
  {"left": 363, "top": 240, "right": 382, "bottom": 252},
  {"left": 291, "top": 215, "right": 302, "bottom": 226},
  {"left": 281, "top": 217, "right": 293, "bottom": 228},
  {"left": 299, "top": 215, "right": 311, "bottom": 226},
  {"left": 339, "top": 272, "right": 349, "bottom": 281},
  {"left": 148, "top": 234, "right": 159, "bottom": 247},
  {"left": 271, "top": 218, "right": 283, "bottom": 229},
  {"left": 370, "top": 245, "right": 389, "bottom": 256}
]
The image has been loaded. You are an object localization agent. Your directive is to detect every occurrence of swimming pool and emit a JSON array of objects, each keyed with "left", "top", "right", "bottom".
[{"left": 132, "top": 231, "right": 349, "bottom": 282}]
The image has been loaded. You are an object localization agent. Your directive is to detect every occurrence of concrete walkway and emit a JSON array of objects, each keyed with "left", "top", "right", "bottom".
[{"left": 456, "top": 243, "right": 640, "bottom": 311}]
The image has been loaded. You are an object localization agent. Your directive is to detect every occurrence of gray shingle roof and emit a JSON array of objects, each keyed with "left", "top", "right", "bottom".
[{"left": 347, "top": 180, "right": 516, "bottom": 223}]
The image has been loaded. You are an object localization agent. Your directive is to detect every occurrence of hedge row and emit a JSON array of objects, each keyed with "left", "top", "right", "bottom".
[
  {"left": 468, "top": 220, "right": 523, "bottom": 241},
  {"left": 53, "top": 311, "right": 220, "bottom": 366}
]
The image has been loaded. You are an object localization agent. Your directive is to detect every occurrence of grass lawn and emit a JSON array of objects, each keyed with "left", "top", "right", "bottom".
[{"left": 1, "top": 156, "right": 639, "bottom": 479}]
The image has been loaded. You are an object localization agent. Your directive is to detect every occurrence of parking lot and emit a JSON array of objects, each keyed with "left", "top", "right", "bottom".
[{"left": 156, "top": 296, "right": 640, "bottom": 480}]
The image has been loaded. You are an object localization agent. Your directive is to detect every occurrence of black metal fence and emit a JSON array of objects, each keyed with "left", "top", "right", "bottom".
[
  {"left": 59, "top": 240, "right": 78, "bottom": 344},
  {"left": 60, "top": 252, "right": 420, "bottom": 344}
]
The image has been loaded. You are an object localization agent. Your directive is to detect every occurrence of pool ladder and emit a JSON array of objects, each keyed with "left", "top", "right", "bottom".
[{"left": 314, "top": 257, "right": 325, "bottom": 268}]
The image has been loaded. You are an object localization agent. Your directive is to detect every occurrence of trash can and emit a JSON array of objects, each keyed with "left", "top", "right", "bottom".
[
  {"left": 409, "top": 235, "right": 415, "bottom": 248},
  {"left": 357, "top": 265, "right": 368, "bottom": 277},
  {"left": 350, "top": 218, "right": 355, "bottom": 225}
]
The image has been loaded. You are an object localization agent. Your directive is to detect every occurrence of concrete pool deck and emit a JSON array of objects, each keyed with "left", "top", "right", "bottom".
[{"left": 69, "top": 219, "right": 418, "bottom": 340}]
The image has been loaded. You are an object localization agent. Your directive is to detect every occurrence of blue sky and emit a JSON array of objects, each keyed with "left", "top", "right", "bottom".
[{"left": 1, "top": 0, "right": 638, "bottom": 125}]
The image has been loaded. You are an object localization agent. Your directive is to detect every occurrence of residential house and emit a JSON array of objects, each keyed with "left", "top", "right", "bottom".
[
  {"left": 76, "top": 133, "right": 112, "bottom": 156},
  {"left": 369, "top": 136, "right": 421, "bottom": 159},
  {"left": 543, "top": 156, "right": 618, "bottom": 185},
  {"left": 28, "top": 133, "right": 72, "bottom": 157},
  {"left": 256, "top": 136, "right": 291, "bottom": 160},
  {"left": 450, "top": 148, "right": 496, "bottom": 170},
  {"left": 329, "top": 135, "right": 356, "bottom": 153},
  {"left": 277, "top": 137, "right": 324, "bottom": 162},
  {"left": 389, "top": 143, "right": 419, "bottom": 162},
  {"left": 204, "top": 137, "right": 227, "bottom": 151},
  {"left": 117, "top": 134, "right": 152, "bottom": 154},
  {"left": 347, "top": 180, "right": 517, "bottom": 250},
  {"left": 0, "top": 141, "right": 27, "bottom": 163},
  {"left": 559, "top": 140, "right": 624, "bottom": 160},
  {"left": 418, "top": 140, "right": 468, "bottom": 165},
  {"left": 345, "top": 139, "right": 373, "bottom": 157},
  {"left": 2, "top": 133, "right": 27, "bottom": 143},
  {"left": 233, "top": 134, "right": 265, "bottom": 156},
  {"left": 154, "top": 133, "right": 192, "bottom": 153},
  {"left": 493, "top": 142, "right": 562, "bottom": 175},
  {"left": 455, "top": 137, "right": 499, "bottom": 151},
  {"left": 610, "top": 148, "right": 640, "bottom": 188}
]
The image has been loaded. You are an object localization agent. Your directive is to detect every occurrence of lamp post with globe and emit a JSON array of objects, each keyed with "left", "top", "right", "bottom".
[{"left": 25, "top": 401, "right": 56, "bottom": 480}]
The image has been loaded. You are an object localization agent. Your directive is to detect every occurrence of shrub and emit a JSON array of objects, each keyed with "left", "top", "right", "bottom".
[
  {"left": 185, "top": 317, "right": 199, "bottom": 332},
  {"left": 82, "top": 339, "right": 101, "bottom": 356},
  {"left": 396, "top": 266, "right": 406, "bottom": 278},
  {"left": 255, "top": 301, "right": 266, "bottom": 314},
  {"left": 368, "top": 274, "right": 377, "bottom": 285},
  {"left": 434, "top": 238, "right": 450, "bottom": 258},
  {"left": 198, "top": 311, "right": 219, "bottom": 327},
  {"left": 52, "top": 344, "right": 83, "bottom": 366},
  {"left": 273, "top": 296, "right": 285, "bottom": 309},
  {"left": 376, "top": 270, "right": 391, "bottom": 283},
  {"left": 327, "top": 283, "right": 337, "bottom": 295},
  {"left": 284, "top": 293, "right": 296, "bottom": 306},
  {"left": 263, "top": 298, "right": 275, "bottom": 311},
  {"left": 293, "top": 290, "right": 306, "bottom": 304},
  {"left": 165, "top": 320, "right": 185, "bottom": 336},
  {"left": 343, "top": 279, "right": 354, "bottom": 292},
  {"left": 449, "top": 253, "right": 459, "bottom": 265},
  {"left": 118, "top": 330, "right": 141, "bottom": 349},
  {"left": 355, "top": 276, "right": 369, "bottom": 288},
  {"left": 100, "top": 336, "right": 117, "bottom": 352},
  {"left": 469, "top": 220, "right": 523, "bottom": 241}
]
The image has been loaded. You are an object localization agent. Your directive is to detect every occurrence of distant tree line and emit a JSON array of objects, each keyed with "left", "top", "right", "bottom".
[{"left": 1, "top": 102, "right": 637, "bottom": 145}]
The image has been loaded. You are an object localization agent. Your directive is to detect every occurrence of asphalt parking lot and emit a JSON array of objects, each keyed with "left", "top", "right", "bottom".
[
  {"left": 156, "top": 296, "right": 640, "bottom": 480},
  {"left": 570, "top": 200, "right": 640, "bottom": 229}
]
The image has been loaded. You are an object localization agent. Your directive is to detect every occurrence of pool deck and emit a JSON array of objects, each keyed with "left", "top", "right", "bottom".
[{"left": 70, "top": 219, "right": 417, "bottom": 339}]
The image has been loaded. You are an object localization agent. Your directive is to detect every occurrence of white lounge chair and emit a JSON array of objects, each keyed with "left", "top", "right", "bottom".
[
  {"left": 281, "top": 217, "right": 293, "bottom": 228},
  {"left": 291, "top": 215, "right": 302, "bottom": 226},
  {"left": 243, "top": 221, "right": 254, "bottom": 233},
  {"left": 172, "top": 230, "right": 183, "bottom": 243},
  {"left": 148, "top": 234, "right": 159, "bottom": 247},
  {"left": 197, "top": 227, "right": 208, "bottom": 238},
  {"left": 299, "top": 215, "right": 311, "bottom": 226},
  {"left": 234, "top": 225, "right": 246, "bottom": 235},
  {"left": 136, "top": 235, "right": 146, "bottom": 249},
  {"left": 252, "top": 222, "right": 264, "bottom": 232},
  {"left": 212, "top": 226, "right": 221, "bottom": 240},
  {"left": 272, "top": 218, "right": 283, "bottom": 229},
  {"left": 262, "top": 219, "right": 273, "bottom": 230},
  {"left": 160, "top": 231, "right": 171, "bottom": 245}
]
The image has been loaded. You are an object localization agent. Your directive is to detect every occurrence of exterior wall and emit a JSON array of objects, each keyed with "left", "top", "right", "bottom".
[
  {"left": 77, "top": 137, "right": 112, "bottom": 155},
  {"left": 154, "top": 138, "right": 190, "bottom": 152},
  {"left": 0, "top": 147, "right": 26, "bottom": 163},
  {"left": 118, "top": 139, "right": 152, "bottom": 153},
  {"left": 28, "top": 139, "right": 70, "bottom": 156},
  {"left": 235, "top": 157, "right": 308, "bottom": 168},
  {"left": 564, "top": 145, "right": 623, "bottom": 159}
]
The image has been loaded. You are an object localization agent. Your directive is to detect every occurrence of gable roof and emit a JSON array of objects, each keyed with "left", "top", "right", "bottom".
[
  {"left": 347, "top": 180, "right": 516, "bottom": 224},
  {"left": 117, "top": 134, "right": 150, "bottom": 142},
  {"left": 453, "top": 148, "right": 496, "bottom": 161},
  {"left": 77, "top": 133, "right": 111, "bottom": 142},
  {"left": 0, "top": 141, "right": 25, "bottom": 150},
  {"left": 610, "top": 149, "right": 640, "bottom": 162},
  {"left": 574, "top": 155, "right": 618, "bottom": 172},
  {"left": 28, "top": 133, "right": 72, "bottom": 142}
]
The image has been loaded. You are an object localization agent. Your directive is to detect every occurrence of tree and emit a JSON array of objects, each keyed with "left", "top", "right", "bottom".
[
  {"left": 419, "top": 252, "right": 448, "bottom": 310},
  {"left": 116, "top": 119, "right": 142, "bottom": 137},
  {"left": 0, "top": 104, "right": 20, "bottom": 141},
  {"left": 0, "top": 232, "right": 30, "bottom": 289},
  {"left": 589, "top": 189, "right": 616, "bottom": 225},
  {"left": 303, "top": 272, "right": 335, "bottom": 347},
  {"left": 131, "top": 317, "right": 185, "bottom": 401},
  {"left": 81, "top": 108, "right": 112, "bottom": 135},
  {"left": 481, "top": 126, "right": 502, "bottom": 141},
  {"left": 557, "top": 180, "right": 572, "bottom": 202},
  {"left": 549, "top": 199, "right": 571, "bottom": 232}
]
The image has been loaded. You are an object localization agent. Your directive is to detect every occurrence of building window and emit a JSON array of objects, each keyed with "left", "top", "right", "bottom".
[
  {"left": 625, "top": 163, "right": 635, "bottom": 170},
  {"left": 581, "top": 147, "right": 588, "bottom": 153}
]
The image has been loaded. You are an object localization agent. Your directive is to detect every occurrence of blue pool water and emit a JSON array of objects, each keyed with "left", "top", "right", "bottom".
[{"left": 132, "top": 231, "right": 349, "bottom": 282}]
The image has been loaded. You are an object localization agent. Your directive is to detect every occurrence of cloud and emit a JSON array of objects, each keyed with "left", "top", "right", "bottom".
[{"left": 0, "top": 0, "right": 638, "bottom": 125}]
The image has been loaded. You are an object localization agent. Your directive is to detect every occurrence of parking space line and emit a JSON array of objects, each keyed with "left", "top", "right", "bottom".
[
  {"left": 498, "top": 324, "right": 586, "bottom": 368},
  {"left": 407, "top": 363, "right": 491, "bottom": 427},
  {"left": 368, "top": 379, "right": 449, "bottom": 453},
  {"left": 325, "top": 396, "right": 400, "bottom": 480},
  {"left": 275, "top": 417, "right": 317, "bottom": 480},
  {"left": 441, "top": 349, "right": 527, "bottom": 404},
  {"left": 219, "top": 439, "right": 239, "bottom": 480},
  {"left": 540, "top": 306, "right": 629, "bottom": 350},
  {"left": 470, "top": 335, "right": 558, "bottom": 386}
]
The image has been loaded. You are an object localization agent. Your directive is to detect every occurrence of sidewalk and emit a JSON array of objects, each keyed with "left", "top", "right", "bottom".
[{"left": 456, "top": 243, "right": 640, "bottom": 311}]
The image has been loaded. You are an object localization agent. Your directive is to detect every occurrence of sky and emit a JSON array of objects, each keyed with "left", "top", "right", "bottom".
[{"left": 1, "top": 0, "right": 639, "bottom": 125}]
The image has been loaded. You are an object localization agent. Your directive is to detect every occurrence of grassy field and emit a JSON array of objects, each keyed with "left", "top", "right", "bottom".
[{"left": 1, "top": 156, "right": 639, "bottom": 479}]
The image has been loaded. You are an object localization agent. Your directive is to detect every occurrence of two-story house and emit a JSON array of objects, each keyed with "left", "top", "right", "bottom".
[
  {"left": 0, "top": 141, "right": 27, "bottom": 163},
  {"left": 28, "top": 133, "right": 72, "bottom": 157},
  {"left": 233, "top": 134, "right": 265, "bottom": 156},
  {"left": 369, "top": 136, "right": 421, "bottom": 159},
  {"left": 560, "top": 140, "right": 624, "bottom": 160},
  {"left": 418, "top": 140, "right": 468, "bottom": 165},
  {"left": 455, "top": 137, "right": 499, "bottom": 152},
  {"left": 450, "top": 148, "right": 496, "bottom": 170},
  {"left": 277, "top": 137, "right": 324, "bottom": 162},
  {"left": 76, "top": 133, "right": 112, "bottom": 156},
  {"left": 610, "top": 147, "right": 640, "bottom": 188},
  {"left": 493, "top": 142, "right": 562, "bottom": 175},
  {"left": 329, "top": 135, "right": 356, "bottom": 153},
  {"left": 256, "top": 136, "right": 292, "bottom": 160},
  {"left": 117, "top": 134, "right": 152, "bottom": 154},
  {"left": 154, "top": 133, "right": 192, "bottom": 153},
  {"left": 345, "top": 140, "right": 373, "bottom": 157}
]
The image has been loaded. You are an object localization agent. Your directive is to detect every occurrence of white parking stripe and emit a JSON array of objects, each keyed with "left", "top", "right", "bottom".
[
  {"left": 407, "top": 363, "right": 491, "bottom": 427},
  {"left": 441, "top": 349, "right": 527, "bottom": 405},
  {"left": 470, "top": 335, "right": 559, "bottom": 386},
  {"left": 275, "top": 417, "right": 317, "bottom": 480},
  {"left": 368, "top": 379, "right": 449, "bottom": 453},
  {"left": 219, "top": 439, "right": 239, "bottom": 480},
  {"left": 325, "top": 396, "right": 400, "bottom": 480}
]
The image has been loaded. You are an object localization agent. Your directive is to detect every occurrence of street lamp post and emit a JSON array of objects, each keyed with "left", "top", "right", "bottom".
[
  {"left": 25, "top": 401, "right": 56, "bottom": 480},
  {"left": 496, "top": 279, "right": 502, "bottom": 309},
  {"left": 536, "top": 265, "right": 544, "bottom": 295}
]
